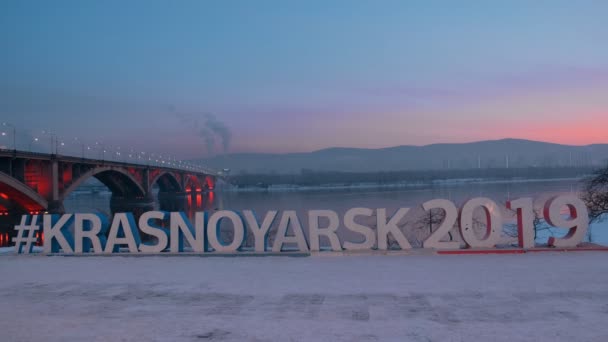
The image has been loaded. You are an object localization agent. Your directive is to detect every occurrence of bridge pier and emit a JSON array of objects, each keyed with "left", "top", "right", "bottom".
[
  {"left": 47, "top": 200, "right": 65, "bottom": 214},
  {"left": 158, "top": 192, "right": 188, "bottom": 212}
]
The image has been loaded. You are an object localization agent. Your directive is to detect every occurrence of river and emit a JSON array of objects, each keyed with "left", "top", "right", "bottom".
[{"left": 62, "top": 178, "right": 608, "bottom": 246}]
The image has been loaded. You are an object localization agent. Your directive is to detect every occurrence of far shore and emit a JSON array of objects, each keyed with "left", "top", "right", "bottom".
[{"left": 222, "top": 175, "right": 588, "bottom": 192}]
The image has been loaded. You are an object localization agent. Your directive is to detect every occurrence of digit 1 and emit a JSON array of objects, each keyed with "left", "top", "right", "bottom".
[
  {"left": 506, "top": 198, "right": 535, "bottom": 248},
  {"left": 543, "top": 195, "right": 588, "bottom": 248}
]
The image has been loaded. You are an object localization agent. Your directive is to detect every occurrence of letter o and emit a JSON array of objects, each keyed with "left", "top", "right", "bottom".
[{"left": 207, "top": 211, "right": 245, "bottom": 252}]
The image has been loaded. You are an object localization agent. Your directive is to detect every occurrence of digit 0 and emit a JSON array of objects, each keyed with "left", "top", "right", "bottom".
[{"left": 459, "top": 197, "right": 502, "bottom": 248}]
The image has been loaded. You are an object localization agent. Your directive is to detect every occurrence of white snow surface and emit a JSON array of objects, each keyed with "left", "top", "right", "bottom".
[{"left": 1, "top": 253, "right": 608, "bottom": 342}]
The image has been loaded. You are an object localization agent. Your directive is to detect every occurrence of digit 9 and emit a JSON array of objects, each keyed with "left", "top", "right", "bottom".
[{"left": 543, "top": 195, "right": 589, "bottom": 248}]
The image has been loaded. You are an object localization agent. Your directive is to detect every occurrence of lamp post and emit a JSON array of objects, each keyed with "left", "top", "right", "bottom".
[
  {"left": 94, "top": 142, "right": 105, "bottom": 161},
  {"left": 41, "top": 130, "right": 57, "bottom": 154},
  {"left": 57, "top": 140, "right": 65, "bottom": 155},
  {"left": 72, "top": 137, "right": 85, "bottom": 158},
  {"left": 1, "top": 122, "right": 16, "bottom": 151},
  {"left": 28, "top": 137, "right": 39, "bottom": 152}
]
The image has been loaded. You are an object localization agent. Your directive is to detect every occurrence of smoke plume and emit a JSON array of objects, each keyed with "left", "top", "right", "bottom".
[{"left": 171, "top": 108, "right": 232, "bottom": 154}]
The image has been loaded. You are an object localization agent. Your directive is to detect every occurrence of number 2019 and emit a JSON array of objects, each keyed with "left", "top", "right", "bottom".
[{"left": 422, "top": 195, "right": 588, "bottom": 249}]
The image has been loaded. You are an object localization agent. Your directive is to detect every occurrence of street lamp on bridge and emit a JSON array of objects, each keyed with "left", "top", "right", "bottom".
[
  {"left": 92, "top": 141, "right": 106, "bottom": 160},
  {"left": 28, "top": 137, "right": 39, "bottom": 152},
  {"left": 70, "top": 137, "right": 86, "bottom": 158},
  {"left": 40, "top": 130, "right": 57, "bottom": 154},
  {"left": 1, "top": 122, "right": 16, "bottom": 151},
  {"left": 58, "top": 140, "right": 65, "bottom": 154}
]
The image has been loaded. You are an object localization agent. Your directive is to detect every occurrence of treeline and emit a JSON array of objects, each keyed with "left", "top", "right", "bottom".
[{"left": 229, "top": 167, "right": 595, "bottom": 188}]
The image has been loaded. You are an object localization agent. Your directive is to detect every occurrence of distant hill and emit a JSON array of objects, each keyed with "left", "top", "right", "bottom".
[{"left": 197, "top": 139, "right": 608, "bottom": 174}]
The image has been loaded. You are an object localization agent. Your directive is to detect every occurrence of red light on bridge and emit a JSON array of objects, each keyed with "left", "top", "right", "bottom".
[
  {"left": 36, "top": 231, "right": 44, "bottom": 246},
  {"left": 0, "top": 233, "right": 8, "bottom": 246},
  {"left": 205, "top": 176, "right": 215, "bottom": 190},
  {"left": 0, "top": 192, "right": 8, "bottom": 200}
]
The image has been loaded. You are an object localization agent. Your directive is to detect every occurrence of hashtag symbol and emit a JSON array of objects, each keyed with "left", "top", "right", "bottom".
[{"left": 13, "top": 215, "right": 40, "bottom": 254}]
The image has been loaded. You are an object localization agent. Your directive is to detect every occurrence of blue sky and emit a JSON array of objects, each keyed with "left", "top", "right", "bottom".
[{"left": 1, "top": 0, "right": 608, "bottom": 158}]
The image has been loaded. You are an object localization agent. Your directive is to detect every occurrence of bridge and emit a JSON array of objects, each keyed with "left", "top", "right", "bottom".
[{"left": 0, "top": 149, "right": 218, "bottom": 218}]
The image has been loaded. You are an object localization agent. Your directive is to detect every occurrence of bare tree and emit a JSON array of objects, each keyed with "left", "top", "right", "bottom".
[
  {"left": 503, "top": 206, "right": 553, "bottom": 242},
  {"left": 582, "top": 166, "right": 608, "bottom": 223},
  {"left": 415, "top": 208, "right": 456, "bottom": 242}
]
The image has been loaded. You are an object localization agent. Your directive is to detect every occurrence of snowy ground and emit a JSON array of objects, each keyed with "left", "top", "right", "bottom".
[{"left": 1, "top": 253, "right": 608, "bottom": 342}]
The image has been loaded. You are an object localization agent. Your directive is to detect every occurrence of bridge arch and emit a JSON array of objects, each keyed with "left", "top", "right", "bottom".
[
  {"left": 184, "top": 174, "right": 203, "bottom": 192},
  {"left": 61, "top": 167, "right": 146, "bottom": 201},
  {"left": 0, "top": 171, "right": 48, "bottom": 212},
  {"left": 150, "top": 171, "right": 183, "bottom": 193},
  {"left": 204, "top": 175, "right": 215, "bottom": 190}
]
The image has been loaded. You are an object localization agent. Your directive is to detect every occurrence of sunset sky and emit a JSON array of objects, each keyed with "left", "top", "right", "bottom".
[{"left": 1, "top": 0, "right": 608, "bottom": 158}]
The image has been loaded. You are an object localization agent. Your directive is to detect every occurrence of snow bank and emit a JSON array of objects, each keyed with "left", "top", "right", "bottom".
[{"left": 1, "top": 253, "right": 607, "bottom": 341}]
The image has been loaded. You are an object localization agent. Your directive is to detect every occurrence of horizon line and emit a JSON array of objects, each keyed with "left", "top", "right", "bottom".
[{"left": 206, "top": 137, "right": 608, "bottom": 157}]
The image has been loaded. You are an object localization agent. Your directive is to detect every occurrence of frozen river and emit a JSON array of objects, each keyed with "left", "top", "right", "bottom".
[{"left": 64, "top": 178, "right": 608, "bottom": 246}]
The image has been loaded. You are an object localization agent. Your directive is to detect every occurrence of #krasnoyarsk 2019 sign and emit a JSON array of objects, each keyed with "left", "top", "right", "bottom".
[{"left": 13, "top": 195, "right": 588, "bottom": 254}]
